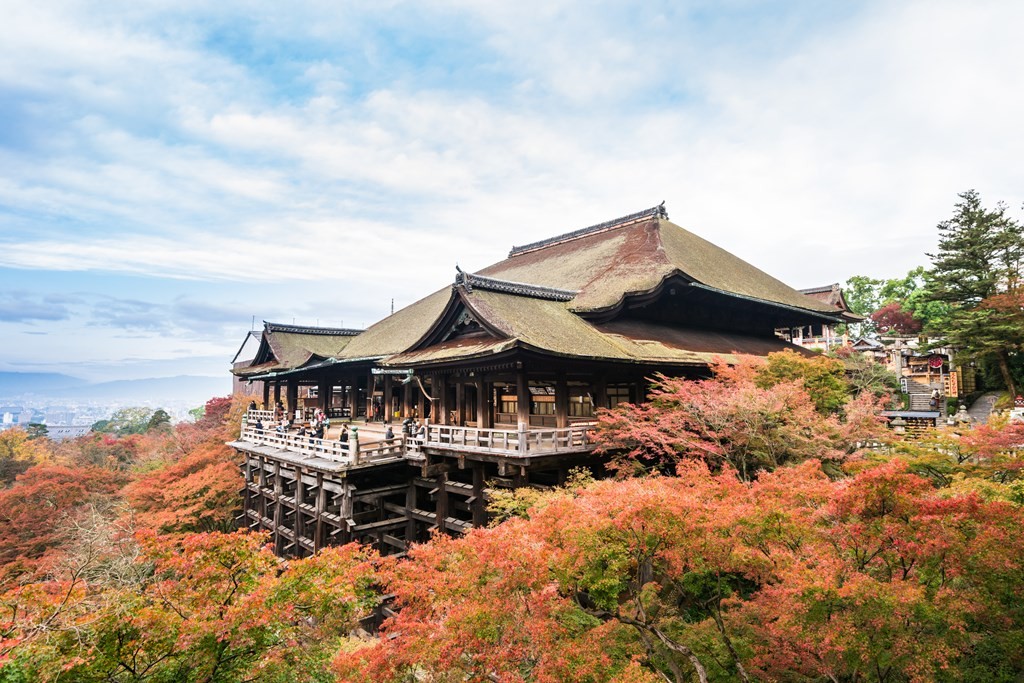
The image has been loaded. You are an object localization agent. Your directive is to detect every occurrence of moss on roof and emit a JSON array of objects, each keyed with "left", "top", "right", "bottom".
[
  {"left": 338, "top": 289, "right": 452, "bottom": 361},
  {"left": 476, "top": 217, "right": 836, "bottom": 315},
  {"left": 385, "top": 287, "right": 810, "bottom": 367}
]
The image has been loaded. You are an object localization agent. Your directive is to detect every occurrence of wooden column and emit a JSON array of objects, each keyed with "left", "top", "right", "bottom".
[
  {"left": 262, "top": 382, "right": 270, "bottom": 408},
  {"left": 314, "top": 473, "right": 326, "bottom": 552},
  {"left": 554, "top": 374, "right": 569, "bottom": 429},
  {"left": 366, "top": 372, "right": 375, "bottom": 421},
  {"left": 436, "top": 471, "right": 449, "bottom": 535},
  {"left": 471, "top": 463, "right": 487, "bottom": 527},
  {"left": 346, "top": 377, "right": 358, "bottom": 419},
  {"left": 318, "top": 376, "right": 331, "bottom": 411},
  {"left": 294, "top": 467, "right": 306, "bottom": 555},
  {"left": 438, "top": 374, "right": 451, "bottom": 425},
  {"left": 637, "top": 375, "right": 651, "bottom": 404},
  {"left": 516, "top": 367, "right": 530, "bottom": 428},
  {"left": 405, "top": 482, "right": 418, "bottom": 546},
  {"left": 339, "top": 485, "right": 354, "bottom": 545},
  {"left": 416, "top": 381, "right": 426, "bottom": 421},
  {"left": 273, "top": 382, "right": 281, "bottom": 406},
  {"left": 402, "top": 381, "right": 412, "bottom": 419},
  {"left": 258, "top": 456, "right": 268, "bottom": 523},
  {"left": 594, "top": 375, "right": 607, "bottom": 411},
  {"left": 383, "top": 375, "right": 393, "bottom": 423},
  {"left": 272, "top": 462, "right": 283, "bottom": 554},
  {"left": 241, "top": 456, "right": 253, "bottom": 528},
  {"left": 477, "top": 376, "right": 492, "bottom": 429},
  {"left": 286, "top": 381, "right": 298, "bottom": 417},
  {"left": 455, "top": 379, "right": 465, "bottom": 426}
]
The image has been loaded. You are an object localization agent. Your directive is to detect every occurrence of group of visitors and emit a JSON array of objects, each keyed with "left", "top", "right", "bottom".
[{"left": 249, "top": 402, "right": 431, "bottom": 450}]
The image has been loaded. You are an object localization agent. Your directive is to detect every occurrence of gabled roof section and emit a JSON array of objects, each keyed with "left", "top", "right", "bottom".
[
  {"left": 798, "top": 284, "right": 865, "bottom": 322},
  {"left": 477, "top": 203, "right": 839, "bottom": 319},
  {"left": 406, "top": 283, "right": 511, "bottom": 353},
  {"left": 234, "top": 322, "right": 364, "bottom": 376},
  {"left": 384, "top": 286, "right": 813, "bottom": 368},
  {"left": 231, "top": 331, "right": 262, "bottom": 365}
]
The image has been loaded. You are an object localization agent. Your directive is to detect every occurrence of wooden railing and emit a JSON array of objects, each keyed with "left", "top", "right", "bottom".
[
  {"left": 239, "top": 425, "right": 402, "bottom": 467},
  {"left": 239, "top": 412, "right": 598, "bottom": 465},
  {"left": 422, "top": 422, "right": 598, "bottom": 456},
  {"left": 245, "top": 409, "right": 277, "bottom": 424}
]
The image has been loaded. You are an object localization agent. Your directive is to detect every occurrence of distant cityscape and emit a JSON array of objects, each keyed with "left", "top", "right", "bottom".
[{"left": 0, "top": 372, "right": 231, "bottom": 440}]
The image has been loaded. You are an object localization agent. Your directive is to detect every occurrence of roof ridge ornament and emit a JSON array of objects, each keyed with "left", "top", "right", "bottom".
[
  {"left": 453, "top": 267, "right": 577, "bottom": 301},
  {"left": 508, "top": 201, "right": 668, "bottom": 257}
]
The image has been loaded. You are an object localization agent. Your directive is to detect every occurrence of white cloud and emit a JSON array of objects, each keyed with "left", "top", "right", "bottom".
[{"left": 1, "top": 0, "right": 1022, "bottom": 319}]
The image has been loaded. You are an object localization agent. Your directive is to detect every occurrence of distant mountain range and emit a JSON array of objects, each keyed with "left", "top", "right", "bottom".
[{"left": 0, "top": 372, "right": 231, "bottom": 405}]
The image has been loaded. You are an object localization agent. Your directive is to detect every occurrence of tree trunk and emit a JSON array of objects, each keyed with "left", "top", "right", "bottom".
[{"left": 997, "top": 349, "right": 1018, "bottom": 399}]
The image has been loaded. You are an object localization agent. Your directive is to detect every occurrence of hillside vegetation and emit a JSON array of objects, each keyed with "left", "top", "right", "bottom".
[{"left": 2, "top": 355, "right": 1024, "bottom": 682}]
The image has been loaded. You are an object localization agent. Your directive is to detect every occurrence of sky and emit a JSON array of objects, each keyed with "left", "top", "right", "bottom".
[{"left": 1, "top": 0, "right": 1022, "bottom": 382}]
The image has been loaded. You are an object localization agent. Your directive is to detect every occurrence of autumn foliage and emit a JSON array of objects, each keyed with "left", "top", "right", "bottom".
[
  {"left": 124, "top": 442, "right": 242, "bottom": 533},
  {"left": 3, "top": 372, "right": 1024, "bottom": 681},
  {"left": 337, "top": 460, "right": 1024, "bottom": 682},
  {"left": 596, "top": 354, "right": 886, "bottom": 479}
]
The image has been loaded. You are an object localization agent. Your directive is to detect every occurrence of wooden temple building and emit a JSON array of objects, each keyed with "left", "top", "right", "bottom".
[
  {"left": 788, "top": 283, "right": 864, "bottom": 351},
  {"left": 229, "top": 204, "right": 843, "bottom": 557}
]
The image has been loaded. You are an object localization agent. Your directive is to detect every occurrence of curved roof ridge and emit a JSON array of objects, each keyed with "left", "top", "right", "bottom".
[
  {"left": 264, "top": 322, "right": 363, "bottom": 336},
  {"left": 455, "top": 267, "right": 578, "bottom": 301},
  {"left": 798, "top": 283, "right": 841, "bottom": 295},
  {"left": 508, "top": 202, "right": 668, "bottom": 257}
]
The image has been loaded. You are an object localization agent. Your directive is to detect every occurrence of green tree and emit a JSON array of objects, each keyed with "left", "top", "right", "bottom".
[
  {"left": 926, "top": 190, "right": 1024, "bottom": 396},
  {"left": 146, "top": 408, "right": 171, "bottom": 431},
  {"left": 23, "top": 424, "right": 47, "bottom": 441},
  {"left": 844, "top": 266, "right": 950, "bottom": 336},
  {"left": 92, "top": 407, "right": 154, "bottom": 436}
]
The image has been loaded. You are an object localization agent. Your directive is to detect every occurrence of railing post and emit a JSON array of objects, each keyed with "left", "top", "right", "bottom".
[
  {"left": 351, "top": 427, "right": 360, "bottom": 465},
  {"left": 518, "top": 422, "right": 527, "bottom": 455}
]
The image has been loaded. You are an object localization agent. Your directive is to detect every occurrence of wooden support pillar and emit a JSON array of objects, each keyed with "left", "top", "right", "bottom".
[
  {"left": 383, "top": 375, "right": 393, "bottom": 423},
  {"left": 416, "top": 381, "right": 426, "bottom": 421},
  {"left": 286, "top": 381, "right": 298, "bottom": 417},
  {"left": 262, "top": 382, "right": 270, "bottom": 408},
  {"left": 272, "top": 462, "right": 283, "bottom": 554},
  {"left": 405, "top": 482, "right": 418, "bottom": 546},
  {"left": 516, "top": 367, "right": 530, "bottom": 428},
  {"left": 637, "top": 375, "right": 651, "bottom": 404},
  {"left": 314, "top": 473, "right": 326, "bottom": 552},
  {"left": 555, "top": 374, "right": 569, "bottom": 429},
  {"left": 258, "top": 456, "right": 268, "bottom": 523},
  {"left": 318, "top": 376, "right": 331, "bottom": 411},
  {"left": 471, "top": 463, "right": 486, "bottom": 527},
  {"left": 455, "top": 379, "right": 465, "bottom": 426},
  {"left": 366, "top": 371, "right": 376, "bottom": 421},
  {"left": 346, "top": 377, "right": 358, "bottom": 420},
  {"left": 273, "top": 382, "right": 281, "bottom": 406},
  {"left": 294, "top": 467, "right": 305, "bottom": 555},
  {"left": 594, "top": 375, "right": 607, "bottom": 411},
  {"left": 339, "top": 486, "right": 354, "bottom": 545},
  {"left": 402, "top": 381, "right": 412, "bottom": 419},
  {"left": 477, "top": 376, "right": 492, "bottom": 429},
  {"left": 436, "top": 471, "right": 449, "bottom": 534},
  {"left": 242, "top": 456, "right": 252, "bottom": 510},
  {"left": 438, "top": 374, "right": 451, "bottom": 425},
  {"left": 512, "top": 466, "right": 528, "bottom": 489}
]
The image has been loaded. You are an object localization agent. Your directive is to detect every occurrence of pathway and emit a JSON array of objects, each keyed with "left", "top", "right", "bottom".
[{"left": 967, "top": 391, "right": 1001, "bottom": 424}]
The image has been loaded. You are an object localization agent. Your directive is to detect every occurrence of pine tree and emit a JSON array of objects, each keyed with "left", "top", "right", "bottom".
[{"left": 926, "top": 190, "right": 1024, "bottom": 396}]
